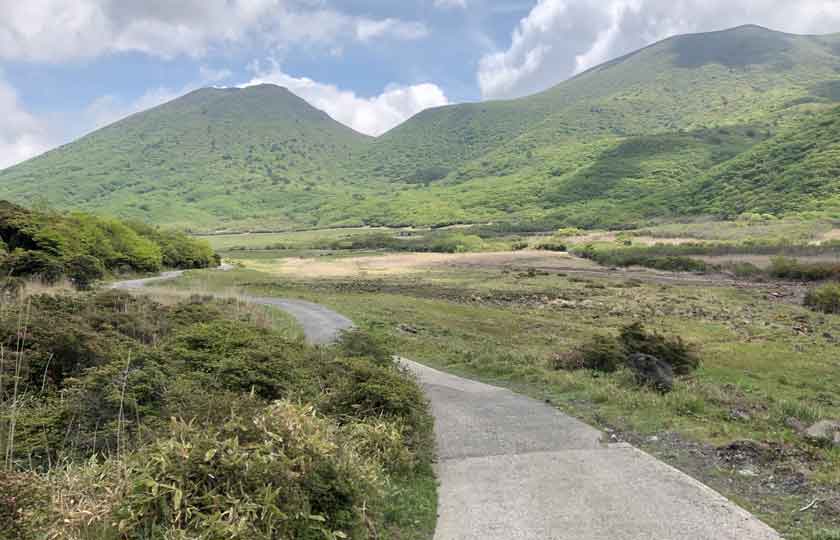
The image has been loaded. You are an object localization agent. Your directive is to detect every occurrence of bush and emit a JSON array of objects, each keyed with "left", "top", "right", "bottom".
[
  {"left": 3, "top": 250, "right": 64, "bottom": 283},
  {"left": 804, "top": 283, "right": 840, "bottom": 314},
  {"left": 575, "top": 334, "right": 626, "bottom": 373},
  {"left": 619, "top": 323, "right": 699, "bottom": 375},
  {"left": 116, "top": 403, "right": 382, "bottom": 540},
  {"left": 319, "top": 358, "right": 433, "bottom": 462},
  {"left": 65, "top": 254, "right": 105, "bottom": 290},
  {"left": 0, "top": 200, "right": 217, "bottom": 279},
  {"left": 769, "top": 256, "right": 840, "bottom": 281},
  {"left": 557, "top": 323, "right": 699, "bottom": 377},
  {"left": 335, "top": 328, "right": 392, "bottom": 366}
]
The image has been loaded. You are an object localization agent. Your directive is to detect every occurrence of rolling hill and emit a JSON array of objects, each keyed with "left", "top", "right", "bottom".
[{"left": 3, "top": 25, "right": 840, "bottom": 231}]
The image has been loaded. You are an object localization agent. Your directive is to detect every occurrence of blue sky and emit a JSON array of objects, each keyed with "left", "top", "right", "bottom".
[{"left": 2, "top": 0, "right": 840, "bottom": 169}]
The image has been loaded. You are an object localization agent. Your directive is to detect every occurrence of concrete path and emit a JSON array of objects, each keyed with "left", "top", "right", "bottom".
[
  {"left": 244, "top": 296, "right": 354, "bottom": 345},
  {"left": 402, "top": 360, "right": 780, "bottom": 540},
  {"left": 111, "top": 270, "right": 186, "bottom": 289},
  {"left": 113, "top": 271, "right": 782, "bottom": 540}
]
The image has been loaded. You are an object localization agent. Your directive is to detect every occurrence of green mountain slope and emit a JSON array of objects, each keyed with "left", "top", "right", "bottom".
[
  {"left": 0, "top": 85, "right": 372, "bottom": 229},
  {"left": 684, "top": 105, "right": 840, "bottom": 216},
  {"left": 3, "top": 25, "right": 840, "bottom": 231}
]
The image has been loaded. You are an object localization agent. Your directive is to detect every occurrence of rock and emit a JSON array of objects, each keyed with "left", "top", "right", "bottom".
[
  {"left": 804, "top": 420, "right": 840, "bottom": 447},
  {"left": 626, "top": 353, "right": 674, "bottom": 393},
  {"left": 785, "top": 417, "right": 806, "bottom": 433},
  {"left": 729, "top": 409, "right": 752, "bottom": 422}
]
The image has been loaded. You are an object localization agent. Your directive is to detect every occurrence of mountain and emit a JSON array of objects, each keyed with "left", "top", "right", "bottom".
[
  {"left": 3, "top": 25, "right": 840, "bottom": 231},
  {"left": 0, "top": 85, "right": 372, "bottom": 229}
]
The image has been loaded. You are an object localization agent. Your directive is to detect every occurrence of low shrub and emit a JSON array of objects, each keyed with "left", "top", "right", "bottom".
[
  {"left": 769, "top": 257, "right": 840, "bottom": 281},
  {"left": 804, "top": 283, "right": 840, "bottom": 314},
  {"left": 574, "top": 246, "right": 708, "bottom": 273},
  {"left": 619, "top": 323, "right": 699, "bottom": 375},
  {"left": 117, "top": 403, "right": 382, "bottom": 540},
  {"left": 575, "top": 334, "right": 625, "bottom": 373},
  {"left": 0, "top": 292, "right": 434, "bottom": 538},
  {"left": 535, "top": 242, "right": 567, "bottom": 252},
  {"left": 556, "top": 323, "right": 699, "bottom": 377},
  {"left": 335, "top": 328, "right": 393, "bottom": 366}
]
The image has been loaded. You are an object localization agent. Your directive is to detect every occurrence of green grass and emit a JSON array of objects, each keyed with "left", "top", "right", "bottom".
[
  {"left": 168, "top": 260, "right": 840, "bottom": 538},
  {"left": 4, "top": 27, "right": 840, "bottom": 231}
]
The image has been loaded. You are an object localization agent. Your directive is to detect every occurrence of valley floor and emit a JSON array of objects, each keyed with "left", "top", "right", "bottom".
[{"left": 162, "top": 237, "right": 840, "bottom": 540}]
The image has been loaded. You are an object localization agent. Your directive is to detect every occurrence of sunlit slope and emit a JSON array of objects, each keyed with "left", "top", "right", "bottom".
[{"left": 0, "top": 85, "right": 372, "bottom": 229}]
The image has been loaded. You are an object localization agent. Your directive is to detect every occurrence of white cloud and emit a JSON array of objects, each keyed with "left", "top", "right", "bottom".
[
  {"left": 479, "top": 0, "right": 840, "bottom": 99},
  {"left": 355, "top": 18, "right": 429, "bottom": 41},
  {"left": 242, "top": 63, "right": 449, "bottom": 136},
  {"left": 0, "top": 76, "right": 54, "bottom": 169},
  {"left": 0, "top": 0, "right": 429, "bottom": 62},
  {"left": 434, "top": 0, "right": 468, "bottom": 9}
]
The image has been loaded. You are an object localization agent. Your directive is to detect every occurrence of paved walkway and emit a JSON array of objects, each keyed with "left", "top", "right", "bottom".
[{"left": 114, "top": 271, "right": 782, "bottom": 540}]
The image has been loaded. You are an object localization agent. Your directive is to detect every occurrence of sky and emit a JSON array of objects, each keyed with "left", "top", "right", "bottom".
[{"left": 2, "top": 0, "right": 840, "bottom": 170}]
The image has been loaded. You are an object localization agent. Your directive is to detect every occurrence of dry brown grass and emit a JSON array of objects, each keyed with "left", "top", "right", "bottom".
[
  {"left": 240, "top": 251, "right": 599, "bottom": 279},
  {"left": 20, "top": 278, "right": 75, "bottom": 300}
]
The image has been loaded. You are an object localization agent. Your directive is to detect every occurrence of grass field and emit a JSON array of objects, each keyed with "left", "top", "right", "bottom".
[{"left": 165, "top": 239, "right": 840, "bottom": 539}]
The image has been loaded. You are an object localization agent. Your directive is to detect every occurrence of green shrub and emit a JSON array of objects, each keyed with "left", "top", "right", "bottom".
[
  {"left": 0, "top": 472, "right": 48, "bottom": 540},
  {"left": 559, "top": 323, "right": 699, "bottom": 376},
  {"left": 804, "top": 283, "right": 840, "bottom": 314},
  {"left": 769, "top": 256, "right": 840, "bottom": 281},
  {"left": 117, "top": 403, "right": 382, "bottom": 540},
  {"left": 619, "top": 323, "right": 699, "bottom": 375},
  {"left": 0, "top": 200, "right": 217, "bottom": 279},
  {"left": 335, "top": 328, "right": 392, "bottom": 366},
  {"left": 320, "top": 358, "right": 433, "bottom": 462},
  {"left": 576, "top": 334, "right": 626, "bottom": 373},
  {"left": 65, "top": 254, "right": 106, "bottom": 290}
]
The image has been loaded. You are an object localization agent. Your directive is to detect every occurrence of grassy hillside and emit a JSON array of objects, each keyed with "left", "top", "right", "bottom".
[
  {"left": 3, "top": 26, "right": 840, "bottom": 230},
  {"left": 683, "top": 105, "right": 840, "bottom": 216},
  {"left": 0, "top": 85, "right": 373, "bottom": 230}
]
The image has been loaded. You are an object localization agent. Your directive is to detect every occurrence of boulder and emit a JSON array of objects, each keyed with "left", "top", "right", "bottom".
[
  {"left": 804, "top": 420, "right": 840, "bottom": 447},
  {"left": 626, "top": 353, "right": 674, "bottom": 393}
]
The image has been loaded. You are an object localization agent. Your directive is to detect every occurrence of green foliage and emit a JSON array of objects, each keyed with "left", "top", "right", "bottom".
[
  {"left": 804, "top": 283, "right": 840, "bottom": 313},
  {"left": 575, "top": 334, "right": 626, "bottom": 373},
  {"left": 575, "top": 245, "right": 709, "bottom": 272},
  {"left": 0, "top": 291, "right": 434, "bottom": 539},
  {"left": 0, "top": 200, "right": 216, "bottom": 284},
  {"left": 619, "top": 323, "right": 700, "bottom": 376},
  {"left": 3, "top": 27, "right": 840, "bottom": 230},
  {"left": 769, "top": 256, "right": 840, "bottom": 281},
  {"left": 117, "top": 404, "right": 380, "bottom": 540},
  {"left": 335, "top": 328, "right": 392, "bottom": 366},
  {"left": 563, "top": 323, "right": 699, "bottom": 376},
  {"left": 64, "top": 254, "right": 106, "bottom": 290}
]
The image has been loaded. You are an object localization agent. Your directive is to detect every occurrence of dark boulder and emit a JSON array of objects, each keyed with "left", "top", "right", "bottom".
[{"left": 626, "top": 353, "right": 674, "bottom": 393}]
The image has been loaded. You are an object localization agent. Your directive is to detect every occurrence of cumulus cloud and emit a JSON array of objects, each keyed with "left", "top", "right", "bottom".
[
  {"left": 0, "top": 0, "right": 429, "bottom": 62},
  {"left": 479, "top": 0, "right": 840, "bottom": 99},
  {"left": 242, "top": 63, "right": 449, "bottom": 136},
  {"left": 0, "top": 76, "right": 54, "bottom": 169}
]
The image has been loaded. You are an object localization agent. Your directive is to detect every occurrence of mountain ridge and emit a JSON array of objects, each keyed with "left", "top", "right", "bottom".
[{"left": 3, "top": 24, "right": 840, "bottom": 230}]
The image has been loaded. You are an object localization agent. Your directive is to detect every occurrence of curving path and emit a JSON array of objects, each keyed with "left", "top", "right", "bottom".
[{"left": 114, "top": 271, "right": 781, "bottom": 540}]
